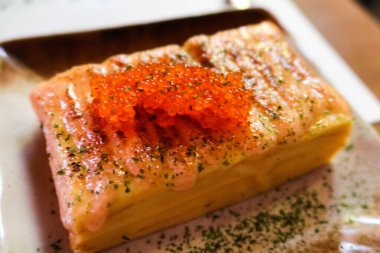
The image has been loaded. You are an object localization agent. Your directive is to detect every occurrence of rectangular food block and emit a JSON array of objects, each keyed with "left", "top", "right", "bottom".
[{"left": 30, "top": 22, "right": 351, "bottom": 252}]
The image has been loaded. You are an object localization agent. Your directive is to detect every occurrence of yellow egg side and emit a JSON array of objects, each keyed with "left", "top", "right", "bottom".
[{"left": 71, "top": 114, "right": 352, "bottom": 253}]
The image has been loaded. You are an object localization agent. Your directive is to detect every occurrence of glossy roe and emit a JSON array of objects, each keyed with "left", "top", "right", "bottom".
[{"left": 90, "top": 63, "right": 252, "bottom": 133}]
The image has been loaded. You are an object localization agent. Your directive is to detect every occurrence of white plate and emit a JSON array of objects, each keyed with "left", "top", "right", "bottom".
[{"left": 1, "top": 1, "right": 380, "bottom": 252}]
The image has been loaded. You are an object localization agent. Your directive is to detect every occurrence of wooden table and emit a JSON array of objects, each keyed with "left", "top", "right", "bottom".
[{"left": 295, "top": 0, "right": 380, "bottom": 132}]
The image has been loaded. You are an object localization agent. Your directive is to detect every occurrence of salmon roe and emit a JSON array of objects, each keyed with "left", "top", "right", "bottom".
[{"left": 90, "top": 63, "right": 252, "bottom": 132}]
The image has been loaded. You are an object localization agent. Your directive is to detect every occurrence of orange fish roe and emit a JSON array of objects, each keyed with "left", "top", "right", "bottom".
[{"left": 90, "top": 63, "right": 252, "bottom": 133}]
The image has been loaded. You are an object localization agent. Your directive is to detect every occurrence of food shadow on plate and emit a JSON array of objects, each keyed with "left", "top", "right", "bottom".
[
  {"left": 2, "top": 9, "right": 277, "bottom": 79},
  {"left": 23, "top": 130, "right": 71, "bottom": 253}
]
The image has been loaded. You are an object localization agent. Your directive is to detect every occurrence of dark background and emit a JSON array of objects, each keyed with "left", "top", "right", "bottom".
[{"left": 358, "top": 0, "right": 380, "bottom": 19}]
